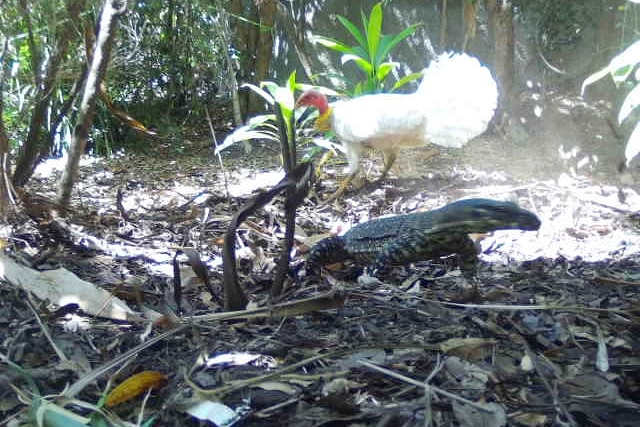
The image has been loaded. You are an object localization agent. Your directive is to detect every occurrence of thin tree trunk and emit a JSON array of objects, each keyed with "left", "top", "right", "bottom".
[
  {"left": 0, "top": 39, "right": 11, "bottom": 218},
  {"left": 275, "top": 1, "right": 315, "bottom": 82},
  {"left": 439, "top": 0, "right": 448, "bottom": 49},
  {"left": 488, "top": 0, "right": 514, "bottom": 122},
  {"left": 18, "top": 0, "right": 42, "bottom": 89},
  {"left": 57, "top": 0, "right": 126, "bottom": 208},
  {"left": 254, "top": 0, "right": 275, "bottom": 85},
  {"left": 13, "top": 0, "right": 85, "bottom": 187},
  {"left": 461, "top": 0, "right": 477, "bottom": 52}
]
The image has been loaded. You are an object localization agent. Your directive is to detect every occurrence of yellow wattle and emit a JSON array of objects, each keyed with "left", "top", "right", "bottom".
[{"left": 315, "top": 106, "right": 333, "bottom": 132}]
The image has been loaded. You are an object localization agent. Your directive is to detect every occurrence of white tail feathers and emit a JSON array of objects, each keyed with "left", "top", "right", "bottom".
[{"left": 418, "top": 52, "right": 498, "bottom": 148}]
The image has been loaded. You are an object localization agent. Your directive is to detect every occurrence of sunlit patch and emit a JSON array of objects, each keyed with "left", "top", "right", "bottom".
[
  {"left": 61, "top": 313, "right": 91, "bottom": 333},
  {"left": 227, "top": 169, "right": 285, "bottom": 197},
  {"left": 534, "top": 105, "right": 543, "bottom": 117},
  {"left": 33, "top": 154, "right": 102, "bottom": 178},
  {"left": 205, "top": 352, "right": 278, "bottom": 369},
  {"left": 558, "top": 144, "right": 580, "bottom": 160}
]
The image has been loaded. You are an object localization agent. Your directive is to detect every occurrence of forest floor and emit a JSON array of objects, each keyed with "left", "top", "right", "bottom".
[{"left": 2, "top": 91, "right": 640, "bottom": 426}]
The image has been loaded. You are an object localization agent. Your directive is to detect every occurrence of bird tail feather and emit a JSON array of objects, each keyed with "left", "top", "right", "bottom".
[{"left": 417, "top": 52, "right": 498, "bottom": 148}]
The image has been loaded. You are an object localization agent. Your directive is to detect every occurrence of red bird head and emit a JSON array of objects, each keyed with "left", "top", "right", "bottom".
[{"left": 295, "top": 89, "right": 329, "bottom": 114}]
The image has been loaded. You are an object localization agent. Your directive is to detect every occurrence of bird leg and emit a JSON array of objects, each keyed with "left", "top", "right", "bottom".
[
  {"left": 322, "top": 172, "right": 357, "bottom": 203},
  {"left": 315, "top": 150, "right": 334, "bottom": 178},
  {"left": 374, "top": 149, "right": 398, "bottom": 184}
]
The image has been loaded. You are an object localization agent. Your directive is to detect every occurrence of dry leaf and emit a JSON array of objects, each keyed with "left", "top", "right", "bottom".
[{"left": 105, "top": 371, "right": 168, "bottom": 407}]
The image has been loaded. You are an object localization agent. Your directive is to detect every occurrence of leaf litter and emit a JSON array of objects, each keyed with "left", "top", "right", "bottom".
[{"left": 1, "top": 101, "right": 640, "bottom": 426}]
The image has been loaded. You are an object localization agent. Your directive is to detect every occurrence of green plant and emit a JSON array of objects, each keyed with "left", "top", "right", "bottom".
[
  {"left": 582, "top": 39, "right": 640, "bottom": 165},
  {"left": 312, "top": 1, "right": 422, "bottom": 96},
  {"left": 216, "top": 71, "right": 338, "bottom": 163}
]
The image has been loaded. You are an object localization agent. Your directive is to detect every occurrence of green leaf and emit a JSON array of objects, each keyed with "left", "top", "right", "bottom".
[
  {"left": 273, "top": 86, "right": 294, "bottom": 112},
  {"left": 626, "top": 121, "right": 640, "bottom": 165},
  {"left": 341, "top": 54, "right": 373, "bottom": 74},
  {"left": 217, "top": 129, "right": 279, "bottom": 153},
  {"left": 242, "top": 83, "right": 274, "bottom": 104},
  {"left": 286, "top": 70, "right": 297, "bottom": 92},
  {"left": 261, "top": 81, "right": 280, "bottom": 98},
  {"left": 296, "top": 82, "right": 341, "bottom": 97},
  {"left": 376, "top": 24, "right": 420, "bottom": 65},
  {"left": 377, "top": 61, "right": 399, "bottom": 83},
  {"left": 311, "top": 35, "right": 356, "bottom": 55},
  {"left": 618, "top": 82, "right": 640, "bottom": 124},
  {"left": 582, "top": 39, "right": 640, "bottom": 94},
  {"left": 366, "top": 3, "right": 383, "bottom": 63},
  {"left": 336, "top": 15, "right": 368, "bottom": 54},
  {"left": 390, "top": 71, "right": 424, "bottom": 92}
]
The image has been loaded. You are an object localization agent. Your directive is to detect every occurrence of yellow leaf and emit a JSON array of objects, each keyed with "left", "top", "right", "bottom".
[{"left": 105, "top": 371, "right": 167, "bottom": 407}]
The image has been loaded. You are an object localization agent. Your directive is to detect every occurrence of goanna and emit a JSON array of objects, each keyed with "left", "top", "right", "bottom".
[{"left": 307, "top": 198, "right": 541, "bottom": 279}]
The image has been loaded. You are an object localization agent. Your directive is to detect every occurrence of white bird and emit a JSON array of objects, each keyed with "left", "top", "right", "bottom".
[{"left": 296, "top": 52, "right": 499, "bottom": 201}]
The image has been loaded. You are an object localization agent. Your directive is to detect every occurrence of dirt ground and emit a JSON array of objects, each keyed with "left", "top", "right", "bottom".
[{"left": 2, "top": 91, "right": 640, "bottom": 426}]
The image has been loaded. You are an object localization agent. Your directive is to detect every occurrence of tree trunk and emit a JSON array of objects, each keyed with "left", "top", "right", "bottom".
[
  {"left": 461, "top": 0, "right": 477, "bottom": 52},
  {"left": 439, "top": 0, "right": 448, "bottom": 49},
  {"left": 57, "top": 0, "right": 125, "bottom": 208},
  {"left": 12, "top": 0, "right": 85, "bottom": 187},
  {"left": 229, "top": 0, "right": 275, "bottom": 117},
  {"left": 488, "top": 0, "right": 514, "bottom": 121},
  {"left": 275, "top": 1, "right": 315, "bottom": 83},
  {"left": 249, "top": 0, "right": 276, "bottom": 115},
  {"left": 0, "top": 40, "right": 10, "bottom": 219}
]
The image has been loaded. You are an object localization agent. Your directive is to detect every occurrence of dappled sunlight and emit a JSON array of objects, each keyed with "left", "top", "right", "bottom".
[
  {"left": 33, "top": 153, "right": 104, "bottom": 178},
  {"left": 227, "top": 168, "right": 285, "bottom": 197}
]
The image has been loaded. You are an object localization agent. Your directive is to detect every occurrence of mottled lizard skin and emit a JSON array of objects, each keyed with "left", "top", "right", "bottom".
[{"left": 307, "top": 198, "right": 541, "bottom": 278}]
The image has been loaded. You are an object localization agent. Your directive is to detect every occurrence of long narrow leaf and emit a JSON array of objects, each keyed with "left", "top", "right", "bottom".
[
  {"left": 390, "top": 71, "right": 424, "bottom": 92},
  {"left": 286, "top": 70, "right": 297, "bottom": 93},
  {"left": 366, "top": 3, "right": 383, "bottom": 64},
  {"left": 311, "top": 35, "right": 356, "bottom": 55},
  {"left": 376, "top": 24, "right": 420, "bottom": 65},
  {"left": 241, "top": 83, "right": 274, "bottom": 105},
  {"left": 618, "top": 83, "right": 640, "bottom": 124},
  {"left": 582, "top": 40, "right": 640, "bottom": 94},
  {"left": 626, "top": 121, "right": 640, "bottom": 165},
  {"left": 337, "top": 15, "right": 368, "bottom": 55},
  {"left": 297, "top": 82, "right": 342, "bottom": 97},
  {"left": 216, "top": 128, "right": 279, "bottom": 153},
  {"left": 342, "top": 54, "right": 373, "bottom": 74},
  {"left": 376, "top": 61, "right": 399, "bottom": 84}
]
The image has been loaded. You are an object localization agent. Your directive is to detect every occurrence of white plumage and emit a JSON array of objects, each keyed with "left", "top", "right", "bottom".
[{"left": 296, "top": 52, "right": 498, "bottom": 200}]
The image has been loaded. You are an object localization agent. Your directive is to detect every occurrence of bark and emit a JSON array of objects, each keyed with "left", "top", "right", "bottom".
[
  {"left": 461, "top": 0, "right": 477, "bottom": 52},
  {"left": 275, "top": 1, "right": 315, "bottom": 82},
  {"left": 12, "top": 0, "right": 85, "bottom": 187},
  {"left": 488, "top": 0, "right": 514, "bottom": 120},
  {"left": 57, "top": 0, "right": 126, "bottom": 208},
  {"left": 0, "top": 39, "right": 10, "bottom": 218},
  {"left": 229, "top": 0, "right": 252, "bottom": 116},
  {"left": 254, "top": 0, "right": 275, "bottom": 85},
  {"left": 439, "top": 0, "right": 448, "bottom": 48},
  {"left": 229, "top": 0, "right": 276, "bottom": 117},
  {"left": 18, "top": 0, "right": 42, "bottom": 89}
]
